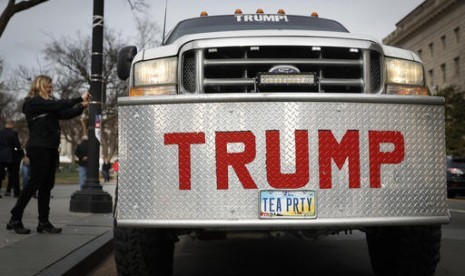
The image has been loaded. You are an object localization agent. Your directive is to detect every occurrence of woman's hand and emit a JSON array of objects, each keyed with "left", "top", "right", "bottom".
[
  {"left": 81, "top": 91, "right": 92, "bottom": 102},
  {"left": 81, "top": 91, "right": 92, "bottom": 108},
  {"left": 81, "top": 101, "right": 90, "bottom": 108}
]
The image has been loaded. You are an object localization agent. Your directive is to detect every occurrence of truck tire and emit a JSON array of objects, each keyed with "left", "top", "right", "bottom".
[
  {"left": 366, "top": 225, "right": 441, "bottom": 276},
  {"left": 113, "top": 227, "right": 176, "bottom": 276}
]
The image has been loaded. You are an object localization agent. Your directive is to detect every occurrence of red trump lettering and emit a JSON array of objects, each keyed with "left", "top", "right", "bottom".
[
  {"left": 164, "top": 132, "right": 206, "bottom": 190},
  {"left": 216, "top": 131, "right": 258, "bottom": 190},
  {"left": 266, "top": 130, "right": 309, "bottom": 189},
  {"left": 368, "top": 131, "right": 405, "bottom": 188},
  {"left": 318, "top": 130, "right": 361, "bottom": 189}
]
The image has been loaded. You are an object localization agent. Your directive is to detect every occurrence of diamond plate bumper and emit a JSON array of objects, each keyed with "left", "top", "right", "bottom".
[{"left": 116, "top": 93, "right": 449, "bottom": 228}]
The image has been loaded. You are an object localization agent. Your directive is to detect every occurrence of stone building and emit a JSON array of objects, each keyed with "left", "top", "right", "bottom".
[{"left": 383, "top": 0, "right": 465, "bottom": 94}]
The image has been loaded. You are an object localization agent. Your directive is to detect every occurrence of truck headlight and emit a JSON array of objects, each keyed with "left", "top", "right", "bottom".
[
  {"left": 130, "top": 57, "right": 177, "bottom": 96},
  {"left": 385, "top": 58, "right": 429, "bottom": 96}
]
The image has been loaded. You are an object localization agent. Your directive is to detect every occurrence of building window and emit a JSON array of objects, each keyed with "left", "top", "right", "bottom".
[
  {"left": 429, "top": 42, "right": 434, "bottom": 57},
  {"left": 418, "top": 49, "right": 423, "bottom": 59},
  {"left": 441, "top": 64, "right": 446, "bottom": 83},
  {"left": 441, "top": 35, "right": 446, "bottom": 50},
  {"left": 429, "top": 69, "right": 434, "bottom": 87},
  {"left": 454, "top": 27, "right": 460, "bottom": 43},
  {"left": 455, "top": 57, "right": 460, "bottom": 77}
]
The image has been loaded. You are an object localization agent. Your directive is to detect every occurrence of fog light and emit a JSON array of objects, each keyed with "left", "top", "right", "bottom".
[{"left": 259, "top": 73, "right": 316, "bottom": 86}]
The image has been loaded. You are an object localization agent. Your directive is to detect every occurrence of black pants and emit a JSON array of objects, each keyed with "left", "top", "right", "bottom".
[
  {"left": 0, "top": 162, "right": 20, "bottom": 196},
  {"left": 11, "top": 148, "right": 58, "bottom": 222}
]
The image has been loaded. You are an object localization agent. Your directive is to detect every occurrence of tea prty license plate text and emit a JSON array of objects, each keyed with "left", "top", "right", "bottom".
[{"left": 260, "top": 190, "right": 316, "bottom": 219}]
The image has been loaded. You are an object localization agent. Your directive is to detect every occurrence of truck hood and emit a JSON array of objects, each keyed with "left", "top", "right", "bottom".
[{"left": 135, "top": 29, "right": 418, "bottom": 63}]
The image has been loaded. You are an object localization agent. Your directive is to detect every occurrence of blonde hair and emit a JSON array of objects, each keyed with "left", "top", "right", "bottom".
[{"left": 28, "top": 75, "right": 52, "bottom": 99}]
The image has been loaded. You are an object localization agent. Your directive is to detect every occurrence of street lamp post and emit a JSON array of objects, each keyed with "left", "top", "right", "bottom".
[{"left": 70, "top": 0, "right": 112, "bottom": 213}]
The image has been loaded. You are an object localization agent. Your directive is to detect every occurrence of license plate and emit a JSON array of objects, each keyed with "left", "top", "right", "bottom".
[{"left": 260, "top": 190, "right": 316, "bottom": 219}]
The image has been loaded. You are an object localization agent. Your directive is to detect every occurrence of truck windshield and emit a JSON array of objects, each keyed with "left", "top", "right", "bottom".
[{"left": 165, "top": 14, "right": 349, "bottom": 44}]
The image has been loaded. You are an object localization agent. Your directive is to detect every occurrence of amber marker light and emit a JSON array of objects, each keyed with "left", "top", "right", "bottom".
[
  {"left": 200, "top": 11, "right": 208, "bottom": 17},
  {"left": 277, "top": 9, "right": 286, "bottom": 14},
  {"left": 311, "top": 12, "right": 319, "bottom": 17},
  {"left": 235, "top": 9, "right": 243, "bottom": 14},
  {"left": 256, "top": 8, "right": 264, "bottom": 14}
]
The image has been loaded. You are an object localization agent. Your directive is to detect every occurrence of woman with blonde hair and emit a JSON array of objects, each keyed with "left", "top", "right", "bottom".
[{"left": 7, "top": 75, "right": 91, "bottom": 234}]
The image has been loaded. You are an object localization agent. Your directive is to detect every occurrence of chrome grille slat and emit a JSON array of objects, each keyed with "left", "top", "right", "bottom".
[
  {"left": 204, "top": 78, "right": 255, "bottom": 86},
  {"left": 362, "top": 50, "right": 371, "bottom": 93},
  {"left": 204, "top": 78, "right": 363, "bottom": 87},
  {"left": 319, "top": 79, "right": 364, "bottom": 87},
  {"left": 195, "top": 49, "right": 205, "bottom": 93},
  {"left": 204, "top": 59, "right": 363, "bottom": 67}
]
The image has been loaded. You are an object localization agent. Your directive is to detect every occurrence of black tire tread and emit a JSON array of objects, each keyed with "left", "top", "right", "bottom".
[
  {"left": 366, "top": 225, "right": 441, "bottom": 276},
  {"left": 113, "top": 227, "right": 175, "bottom": 276}
]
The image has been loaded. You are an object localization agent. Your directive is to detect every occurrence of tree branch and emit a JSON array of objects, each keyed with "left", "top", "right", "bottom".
[{"left": 0, "top": 0, "right": 49, "bottom": 38}]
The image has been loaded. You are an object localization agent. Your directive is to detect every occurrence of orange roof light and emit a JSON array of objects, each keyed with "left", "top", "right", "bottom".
[
  {"left": 235, "top": 9, "right": 243, "bottom": 14},
  {"left": 200, "top": 11, "right": 208, "bottom": 17},
  {"left": 256, "top": 8, "right": 264, "bottom": 14},
  {"left": 277, "top": 9, "right": 286, "bottom": 14},
  {"left": 311, "top": 11, "right": 319, "bottom": 17}
]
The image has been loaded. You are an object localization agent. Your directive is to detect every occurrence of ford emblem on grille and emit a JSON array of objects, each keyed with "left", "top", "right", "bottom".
[{"left": 268, "top": 65, "right": 300, "bottom": 74}]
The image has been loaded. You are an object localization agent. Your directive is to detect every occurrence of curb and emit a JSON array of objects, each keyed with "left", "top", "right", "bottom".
[{"left": 37, "top": 230, "right": 114, "bottom": 276}]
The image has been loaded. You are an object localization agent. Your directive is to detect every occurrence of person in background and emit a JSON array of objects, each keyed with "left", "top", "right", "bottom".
[
  {"left": 74, "top": 136, "right": 88, "bottom": 188},
  {"left": 0, "top": 119, "right": 23, "bottom": 198},
  {"left": 101, "top": 159, "right": 111, "bottom": 183},
  {"left": 112, "top": 159, "right": 119, "bottom": 178},
  {"left": 7, "top": 75, "right": 91, "bottom": 235},
  {"left": 20, "top": 151, "right": 30, "bottom": 189},
  {"left": 19, "top": 146, "right": 37, "bottom": 198}
]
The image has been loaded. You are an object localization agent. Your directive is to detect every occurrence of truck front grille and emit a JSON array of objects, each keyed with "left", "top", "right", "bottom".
[{"left": 181, "top": 45, "right": 382, "bottom": 94}]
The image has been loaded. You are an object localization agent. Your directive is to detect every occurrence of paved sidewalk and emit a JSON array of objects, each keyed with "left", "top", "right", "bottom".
[{"left": 0, "top": 183, "right": 115, "bottom": 276}]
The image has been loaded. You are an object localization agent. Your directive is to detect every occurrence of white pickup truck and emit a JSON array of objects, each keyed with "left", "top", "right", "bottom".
[{"left": 115, "top": 11, "right": 449, "bottom": 276}]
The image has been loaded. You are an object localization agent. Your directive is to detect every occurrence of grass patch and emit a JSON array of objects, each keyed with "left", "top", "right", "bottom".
[
  {"left": 55, "top": 169, "right": 80, "bottom": 185},
  {"left": 54, "top": 164, "right": 79, "bottom": 185},
  {"left": 55, "top": 164, "right": 112, "bottom": 185}
]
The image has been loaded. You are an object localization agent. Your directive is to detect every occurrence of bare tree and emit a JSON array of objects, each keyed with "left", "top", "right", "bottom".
[
  {"left": 2, "top": 0, "right": 159, "bottom": 160},
  {"left": 133, "top": 14, "right": 161, "bottom": 49},
  {"left": 0, "top": 58, "right": 22, "bottom": 125},
  {"left": 43, "top": 29, "right": 127, "bottom": 161},
  {"left": 0, "top": 0, "right": 49, "bottom": 38},
  {"left": 0, "top": 86, "right": 28, "bottom": 144},
  {"left": 122, "top": 0, "right": 161, "bottom": 48},
  {"left": 125, "top": 0, "right": 149, "bottom": 12},
  {"left": 0, "top": 86, "right": 16, "bottom": 122},
  {"left": 0, "top": 0, "right": 148, "bottom": 38}
]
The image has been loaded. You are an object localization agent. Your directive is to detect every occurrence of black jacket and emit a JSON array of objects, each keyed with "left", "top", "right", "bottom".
[
  {"left": 0, "top": 127, "right": 22, "bottom": 163},
  {"left": 23, "top": 96, "right": 84, "bottom": 150},
  {"left": 74, "top": 139, "right": 89, "bottom": 166}
]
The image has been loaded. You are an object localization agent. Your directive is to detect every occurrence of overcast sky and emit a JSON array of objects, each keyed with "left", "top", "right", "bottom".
[{"left": 0, "top": 0, "right": 424, "bottom": 76}]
